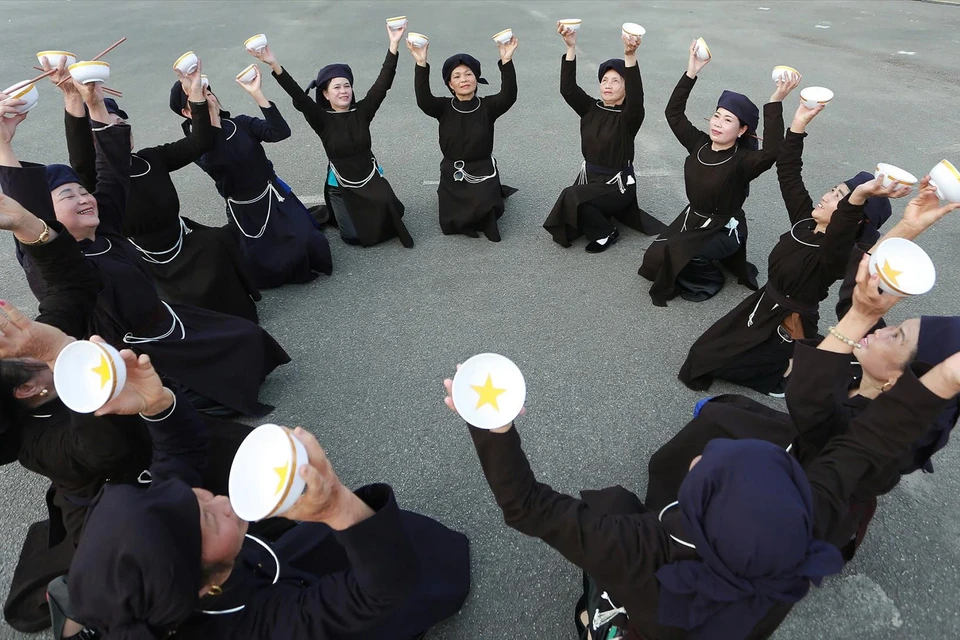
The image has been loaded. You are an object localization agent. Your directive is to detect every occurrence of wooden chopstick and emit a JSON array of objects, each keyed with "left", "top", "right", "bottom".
[
  {"left": 33, "top": 66, "right": 121, "bottom": 97},
  {"left": 56, "top": 37, "right": 126, "bottom": 87}
]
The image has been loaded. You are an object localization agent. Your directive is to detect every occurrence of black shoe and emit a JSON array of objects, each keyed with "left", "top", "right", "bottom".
[{"left": 585, "top": 229, "right": 619, "bottom": 253}]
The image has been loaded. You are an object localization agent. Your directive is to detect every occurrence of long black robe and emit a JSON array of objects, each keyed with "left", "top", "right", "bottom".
[
  {"left": 272, "top": 52, "right": 413, "bottom": 248},
  {"left": 543, "top": 55, "right": 664, "bottom": 246},
  {"left": 678, "top": 131, "right": 864, "bottom": 393},
  {"left": 64, "top": 106, "right": 261, "bottom": 323},
  {"left": 414, "top": 59, "right": 518, "bottom": 239},
  {"left": 638, "top": 74, "right": 784, "bottom": 306},
  {"left": 0, "top": 121, "right": 290, "bottom": 416},
  {"left": 190, "top": 106, "right": 332, "bottom": 290},
  {"left": 468, "top": 367, "right": 949, "bottom": 639}
]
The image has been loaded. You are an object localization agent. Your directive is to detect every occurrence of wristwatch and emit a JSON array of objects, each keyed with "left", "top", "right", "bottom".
[{"left": 19, "top": 218, "right": 50, "bottom": 246}]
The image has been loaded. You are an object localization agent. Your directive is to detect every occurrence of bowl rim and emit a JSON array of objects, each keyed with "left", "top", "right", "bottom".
[
  {"left": 236, "top": 63, "right": 258, "bottom": 79},
  {"left": 69, "top": 60, "right": 110, "bottom": 69},
  {"left": 559, "top": 18, "right": 582, "bottom": 23},
  {"left": 9, "top": 83, "right": 36, "bottom": 100},
  {"left": 697, "top": 37, "right": 712, "bottom": 57},
  {"left": 492, "top": 28, "right": 513, "bottom": 38},
  {"left": 936, "top": 159, "right": 960, "bottom": 181},
  {"left": 173, "top": 51, "right": 196, "bottom": 68},
  {"left": 773, "top": 65, "right": 800, "bottom": 74},
  {"left": 622, "top": 22, "right": 645, "bottom": 34},
  {"left": 386, "top": 15, "right": 407, "bottom": 21},
  {"left": 37, "top": 50, "right": 77, "bottom": 58},
  {"left": 407, "top": 32, "right": 429, "bottom": 39},
  {"left": 875, "top": 163, "right": 918, "bottom": 184},
  {"left": 244, "top": 34, "right": 267, "bottom": 45}
]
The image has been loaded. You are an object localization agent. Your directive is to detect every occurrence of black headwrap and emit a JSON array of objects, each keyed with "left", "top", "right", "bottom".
[
  {"left": 597, "top": 58, "right": 626, "bottom": 82},
  {"left": 45, "top": 164, "right": 82, "bottom": 192},
  {"left": 441, "top": 53, "right": 488, "bottom": 95},
  {"left": 169, "top": 80, "right": 189, "bottom": 117},
  {"left": 103, "top": 98, "right": 128, "bottom": 121},
  {"left": 716, "top": 90, "right": 760, "bottom": 151},
  {"left": 844, "top": 171, "right": 893, "bottom": 234},
  {"left": 70, "top": 478, "right": 202, "bottom": 639},
  {"left": 306, "top": 63, "right": 355, "bottom": 109}
]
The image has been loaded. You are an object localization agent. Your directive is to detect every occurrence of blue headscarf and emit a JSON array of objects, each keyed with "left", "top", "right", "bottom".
[
  {"left": 45, "top": 164, "right": 82, "bottom": 192},
  {"left": 656, "top": 439, "right": 844, "bottom": 639},
  {"left": 716, "top": 90, "right": 759, "bottom": 151},
  {"left": 307, "top": 63, "right": 355, "bottom": 109},
  {"left": 844, "top": 171, "right": 893, "bottom": 236}
]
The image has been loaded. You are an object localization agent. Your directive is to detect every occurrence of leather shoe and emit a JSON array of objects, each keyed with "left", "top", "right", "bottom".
[{"left": 585, "top": 229, "right": 619, "bottom": 253}]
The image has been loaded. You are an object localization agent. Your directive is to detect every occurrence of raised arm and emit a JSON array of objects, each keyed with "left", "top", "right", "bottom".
[
  {"left": 235, "top": 67, "right": 291, "bottom": 143},
  {"left": 413, "top": 61, "right": 446, "bottom": 119},
  {"left": 557, "top": 25, "right": 592, "bottom": 116},
  {"left": 150, "top": 64, "right": 213, "bottom": 171},
  {"left": 357, "top": 49, "right": 399, "bottom": 121},
  {"left": 738, "top": 75, "right": 798, "bottom": 180},
  {"left": 665, "top": 74, "right": 709, "bottom": 153},
  {"left": 485, "top": 56, "right": 518, "bottom": 121},
  {"left": 254, "top": 44, "right": 327, "bottom": 136},
  {"left": 621, "top": 32, "right": 645, "bottom": 132}
]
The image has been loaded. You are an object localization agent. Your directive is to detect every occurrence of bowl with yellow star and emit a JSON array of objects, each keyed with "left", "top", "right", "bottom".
[
  {"left": 53, "top": 340, "right": 127, "bottom": 414},
  {"left": 451, "top": 353, "right": 526, "bottom": 430},
  {"left": 229, "top": 424, "right": 308, "bottom": 522},
  {"left": 869, "top": 237, "right": 936, "bottom": 297}
]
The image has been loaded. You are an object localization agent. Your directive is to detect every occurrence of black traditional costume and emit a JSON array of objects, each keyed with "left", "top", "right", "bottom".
[
  {"left": 63, "top": 98, "right": 261, "bottom": 323},
  {"left": 639, "top": 75, "right": 784, "bottom": 306},
  {"left": 0, "top": 120, "right": 289, "bottom": 417},
  {"left": 272, "top": 53, "right": 413, "bottom": 248},
  {"left": 68, "top": 387, "right": 471, "bottom": 640},
  {"left": 414, "top": 53, "right": 518, "bottom": 241},
  {"left": 678, "top": 135, "right": 887, "bottom": 394},
  {"left": 468, "top": 365, "right": 950, "bottom": 638},
  {"left": 543, "top": 57, "right": 663, "bottom": 249},
  {"left": 171, "top": 84, "right": 332, "bottom": 290}
]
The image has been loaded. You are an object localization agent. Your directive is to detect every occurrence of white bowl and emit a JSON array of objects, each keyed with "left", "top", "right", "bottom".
[
  {"left": 559, "top": 19, "right": 582, "bottom": 32},
  {"left": 868, "top": 237, "right": 935, "bottom": 297},
  {"left": 244, "top": 33, "right": 268, "bottom": 52},
  {"left": 54, "top": 340, "right": 127, "bottom": 414},
  {"left": 173, "top": 51, "right": 198, "bottom": 75},
  {"left": 493, "top": 28, "right": 513, "bottom": 44},
  {"left": 772, "top": 65, "right": 799, "bottom": 83},
  {"left": 386, "top": 15, "right": 407, "bottom": 30},
  {"left": 201, "top": 74, "right": 209, "bottom": 89},
  {"left": 799, "top": 86, "right": 833, "bottom": 109},
  {"left": 2, "top": 82, "right": 39, "bottom": 117},
  {"left": 229, "top": 424, "right": 308, "bottom": 521},
  {"left": 36, "top": 50, "right": 77, "bottom": 69},
  {"left": 236, "top": 63, "right": 258, "bottom": 84},
  {"left": 695, "top": 37, "right": 712, "bottom": 61},
  {"left": 68, "top": 61, "right": 111, "bottom": 85},
  {"left": 451, "top": 353, "right": 527, "bottom": 430},
  {"left": 622, "top": 22, "right": 645, "bottom": 38},
  {"left": 874, "top": 162, "right": 918, "bottom": 189},
  {"left": 407, "top": 32, "right": 429, "bottom": 48},
  {"left": 929, "top": 160, "right": 960, "bottom": 203}
]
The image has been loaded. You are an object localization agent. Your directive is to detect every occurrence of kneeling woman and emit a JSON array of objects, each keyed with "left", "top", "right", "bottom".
[
  {"left": 252, "top": 26, "right": 413, "bottom": 248},
  {"left": 543, "top": 22, "right": 663, "bottom": 252},
  {"left": 409, "top": 35, "right": 519, "bottom": 241},
  {"left": 170, "top": 72, "right": 332, "bottom": 290},
  {"left": 679, "top": 102, "right": 908, "bottom": 395},
  {"left": 638, "top": 40, "right": 796, "bottom": 306}
]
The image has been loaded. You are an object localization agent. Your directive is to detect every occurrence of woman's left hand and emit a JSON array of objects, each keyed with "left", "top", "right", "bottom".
[
  {"left": 387, "top": 22, "right": 406, "bottom": 49},
  {"left": 622, "top": 33, "right": 641, "bottom": 54},
  {"left": 498, "top": 36, "right": 519, "bottom": 64},
  {"left": 93, "top": 339, "right": 171, "bottom": 417},
  {"left": 0, "top": 300, "right": 74, "bottom": 368},
  {"left": 850, "top": 175, "right": 913, "bottom": 205},
  {"left": 899, "top": 176, "right": 960, "bottom": 234},
  {"left": 236, "top": 65, "right": 262, "bottom": 93},
  {"left": 770, "top": 73, "right": 801, "bottom": 102},
  {"left": 442, "top": 364, "right": 523, "bottom": 433}
]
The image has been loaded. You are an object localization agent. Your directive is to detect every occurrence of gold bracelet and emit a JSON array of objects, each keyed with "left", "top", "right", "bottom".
[
  {"left": 18, "top": 218, "right": 50, "bottom": 246},
  {"left": 828, "top": 326, "right": 861, "bottom": 349}
]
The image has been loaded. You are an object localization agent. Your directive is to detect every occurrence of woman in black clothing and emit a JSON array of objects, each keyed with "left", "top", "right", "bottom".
[
  {"left": 43, "top": 56, "right": 262, "bottom": 324},
  {"left": 543, "top": 22, "right": 663, "bottom": 252},
  {"left": 0, "top": 82, "right": 289, "bottom": 417},
  {"left": 171, "top": 71, "right": 332, "bottom": 290},
  {"left": 409, "top": 35, "right": 519, "bottom": 241},
  {"left": 638, "top": 40, "right": 797, "bottom": 306},
  {"left": 679, "top": 102, "right": 909, "bottom": 396},
  {"left": 251, "top": 25, "right": 413, "bottom": 248}
]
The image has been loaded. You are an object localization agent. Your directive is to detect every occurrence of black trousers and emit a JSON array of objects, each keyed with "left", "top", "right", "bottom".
[
  {"left": 676, "top": 227, "right": 743, "bottom": 302},
  {"left": 576, "top": 189, "right": 632, "bottom": 241}
]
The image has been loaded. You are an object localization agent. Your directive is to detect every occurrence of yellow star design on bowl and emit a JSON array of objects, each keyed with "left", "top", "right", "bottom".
[
  {"left": 273, "top": 461, "right": 289, "bottom": 495},
  {"left": 90, "top": 354, "right": 111, "bottom": 390},
  {"left": 881, "top": 259, "right": 903, "bottom": 288},
  {"left": 472, "top": 373, "right": 507, "bottom": 412}
]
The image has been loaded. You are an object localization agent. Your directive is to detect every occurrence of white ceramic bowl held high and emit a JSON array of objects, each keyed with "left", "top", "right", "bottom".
[
  {"left": 229, "top": 424, "right": 308, "bottom": 522},
  {"left": 54, "top": 340, "right": 128, "bottom": 413},
  {"left": 36, "top": 50, "right": 77, "bottom": 69},
  {"left": 868, "top": 237, "right": 936, "bottom": 297},
  {"left": 2, "top": 82, "right": 39, "bottom": 117},
  {"left": 386, "top": 16, "right": 407, "bottom": 30},
  {"left": 244, "top": 33, "right": 268, "bottom": 52},
  {"left": 874, "top": 163, "right": 918, "bottom": 189},
  {"left": 236, "top": 64, "right": 258, "bottom": 85},
  {"left": 173, "top": 51, "right": 198, "bottom": 75},
  {"left": 772, "top": 65, "right": 800, "bottom": 83},
  {"left": 800, "top": 86, "right": 834, "bottom": 109},
  {"left": 622, "top": 22, "right": 646, "bottom": 38},
  {"left": 929, "top": 160, "right": 960, "bottom": 203},
  {"left": 407, "top": 32, "right": 429, "bottom": 48},
  {"left": 559, "top": 18, "right": 582, "bottom": 32},
  {"left": 493, "top": 28, "right": 513, "bottom": 44},
  {"left": 69, "top": 61, "right": 111, "bottom": 85}
]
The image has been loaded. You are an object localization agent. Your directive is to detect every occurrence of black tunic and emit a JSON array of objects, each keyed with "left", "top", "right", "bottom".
[
  {"left": 191, "top": 106, "right": 332, "bottom": 290},
  {"left": 64, "top": 107, "right": 261, "bottom": 323},
  {"left": 468, "top": 368, "right": 949, "bottom": 639},
  {"left": 543, "top": 55, "right": 664, "bottom": 246},
  {"left": 272, "top": 52, "right": 413, "bottom": 248},
  {"left": 0, "top": 122, "right": 290, "bottom": 417},
  {"left": 638, "top": 73, "right": 784, "bottom": 306},
  {"left": 678, "top": 131, "right": 864, "bottom": 393},
  {"left": 414, "top": 60, "right": 518, "bottom": 239}
]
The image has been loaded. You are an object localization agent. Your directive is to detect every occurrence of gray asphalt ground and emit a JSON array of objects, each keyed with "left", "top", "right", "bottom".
[{"left": 1, "top": 1, "right": 959, "bottom": 638}]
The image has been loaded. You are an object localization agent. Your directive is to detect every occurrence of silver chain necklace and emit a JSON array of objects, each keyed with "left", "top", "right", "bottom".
[{"left": 696, "top": 142, "right": 738, "bottom": 167}]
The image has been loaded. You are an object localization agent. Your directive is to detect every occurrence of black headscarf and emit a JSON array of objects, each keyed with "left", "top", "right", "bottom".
[
  {"left": 69, "top": 478, "right": 203, "bottom": 639},
  {"left": 103, "top": 98, "right": 128, "bottom": 121},
  {"left": 306, "top": 63, "right": 355, "bottom": 109},
  {"left": 441, "top": 53, "right": 489, "bottom": 95},
  {"left": 844, "top": 171, "right": 893, "bottom": 234},
  {"left": 169, "top": 80, "right": 189, "bottom": 117},
  {"left": 656, "top": 439, "right": 844, "bottom": 639},
  {"left": 597, "top": 58, "right": 626, "bottom": 82},
  {"left": 45, "top": 164, "right": 82, "bottom": 192},
  {"left": 716, "top": 90, "right": 760, "bottom": 151}
]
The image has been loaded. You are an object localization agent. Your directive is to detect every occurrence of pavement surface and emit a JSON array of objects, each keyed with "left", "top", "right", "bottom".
[{"left": 1, "top": 1, "right": 959, "bottom": 638}]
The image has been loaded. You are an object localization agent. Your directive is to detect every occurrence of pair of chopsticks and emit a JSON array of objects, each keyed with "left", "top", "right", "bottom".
[
  {"left": 53, "top": 37, "right": 126, "bottom": 88},
  {"left": 31, "top": 66, "right": 122, "bottom": 97},
  {"left": 23, "top": 38, "right": 127, "bottom": 99}
]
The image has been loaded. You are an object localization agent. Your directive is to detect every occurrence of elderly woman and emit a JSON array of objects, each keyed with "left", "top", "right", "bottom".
[
  {"left": 444, "top": 310, "right": 960, "bottom": 638},
  {"left": 638, "top": 40, "right": 797, "bottom": 306},
  {"left": 0, "top": 84, "right": 289, "bottom": 417},
  {"left": 55, "top": 339, "right": 470, "bottom": 640},
  {"left": 542, "top": 22, "right": 663, "bottom": 252},
  {"left": 251, "top": 25, "right": 413, "bottom": 248},
  {"left": 40, "top": 55, "right": 262, "bottom": 323},
  {"left": 409, "top": 34, "right": 519, "bottom": 241},
  {"left": 679, "top": 103, "right": 914, "bottom": 396},
  {"left": 170, "top": 69, "right": 332, "bottom": 290}
]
